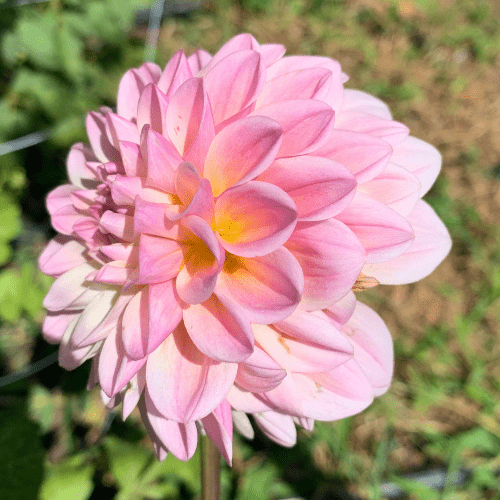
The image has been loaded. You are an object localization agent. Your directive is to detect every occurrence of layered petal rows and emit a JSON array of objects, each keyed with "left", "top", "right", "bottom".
[{"left": 40, "top": 34, "right": 451, "bottom": 463}]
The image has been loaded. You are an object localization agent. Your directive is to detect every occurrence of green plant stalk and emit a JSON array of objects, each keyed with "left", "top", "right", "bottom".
[{"left": 201, "top": 434, "right": 221, "bottom": 500}]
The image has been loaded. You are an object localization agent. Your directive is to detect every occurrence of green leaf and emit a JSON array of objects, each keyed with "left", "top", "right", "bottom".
[
  {"left": 0, "top": 408, "right": 44, "bottom": 500},
  {"left": 39, "top": 455, "right": 95, "bottom": 500},
  {"left": 20, "top": 263, "right": 45, "bottom": 321},
  {"left": 0, "top": 243, "right": 12, "bottom": 266},
  {"left": 0, "top": 194, "right": 21, "bottom": 242},
  {"left": 458, "top": 427, "right": 500, "bottom": 455},
  {"left": 0, "top": 269, "right": 22, "bottom": 322},
  {"left": 29, "top": 385, "right": 55, "bottom": 434}
]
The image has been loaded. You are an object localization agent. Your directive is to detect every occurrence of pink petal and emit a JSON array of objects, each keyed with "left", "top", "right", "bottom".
[
  {"left": 137, "top": 234, "right": 184, "bottom": 284},
  {"left": 183, "top": 295, "right": 253, "bottom": 362},
  {"left": 86, "top": 109, "right": 119, "bottom": 162},
  {"left": 166, "top": 78, "right": 215, "bottom": 173},
  {"left": 235, "top": 344, "right": 286, "bottom": 393},
  {"left": 43, "top": 262, "right": 101, "bottom": 312},
  {"left": 335, "top": 192, "right": 414, "bottom": 264},
  {"left": 335, "top": 111, "right": 409, "bottom": 147},
  {"left": 136, "top": 83, "right": 169, "bottom": 136},
  {"left": 232, "top": 411, "right": 255, "bottom": 439},
  {"left": 142, "top": 396, "right": 199, "bottom": 461},
  {"left": 70, "top": 189, "right": 98, "bottom": 211},
  {"left": 141, "top": 126, "right": 181, "bottom": 192},
  {"left": 171, "top": 163, "right": 214, "bottom": 223},
  {"left": 58, "top": 316, "right": 100, "bottom": 370},
  {"left": 256, "top": 67, "right": 332, "bottom": 108},
  {"left": 253, "top": 411, "right": 296, "bottom": 447},
  {"left": 105, "top": 112, "right": 140, "bottom": 148},
  {"left": 262, "top": 363, "right": 374, "bottom": 420},
  {"left": 254, "top": 314, "right": 352, "bottom": 374},
  {"left": 118, "top": 141, "right": 147, "bottom": 178},
  {"left": 204, "top": 116, "right": 282, "bottom": 196},
  {"left": 391, "top": 136, "right": 442, "bottom": 196},
  {"left": 157, "top": 50, "right": 193, "bottom": 98},
  {"left": 66, "top": 143, "right": 99, "bottom": 188},
  {"left": 341, "top": 89, "right": 392, "bottom": 119},
  {"left": 99, "top": 211, "right": 134, "bottom": 242},
  {"left": 342, "top": 301, "right": 393, "bottom": 395},
  {"left": 187, "top": 49, "right": 212, "bottom": 75},
  {"left": 117, "top": 62, "right": 161, "bottom": 121},
  {"left": 216, "top": 247, "right": 303, "bottom": 324},
  {"left": 43, "top": 310, "right": 81, "bottom": 344},
  {"left": 134, "top": 197, "right": 184, "bottom": 239},
  {"left": 227, "top": 385, "right": 273, "bottom": 413},
  {"left": 46, "top": 184, "right": 77, "bottom": 216},
  {"left": 88, "top": 261, "right": 134, "bottom": 285},
  {"left": 359, "top": 162, "right": 421, "bottom": 216},
  {"left": 362, "top": 199, "right": 451, "bottom": 284},
  {"left": 313, "top": 129, "right": 393, "bottom": 183},
  {"left": 98, "top": 326, "right": 147, "bottom": 397},
  {"left": 259, "top": 43, "right": 286, "bottom": 66},
  {"left": 214, "top": 181, "right": 297, "bottom": 257},
  {"left": 258, "top": 155, "right": 356, "bottom": 221},
  {"left": 285, "top": 219, "right": 366, "bottom": 310},
  {"left": 322, "top": 291, "right": 356, "bottom": 326},
  {"left": 252, "top": 99, "right": 335, "bottom": 158},
  {"left": 39, "top": 237, "right": 88, "bottom": 277},
  {"left": 122, "top": 370, "right": 146, "bottom": 419},
  {"left": 145, "top": 324, "right": 238, "bottom": 423},
  {"left": 204, "top": 50, "right": 265, "bottom": 125},
  {"left": 121, "top": 288, "right": 149, "bottom": 359},
  {"left": 200, "top": 34, "right": 259, "bottom": 75},
  {"left": 264, "top": 55, "right": 344, "bottom": 111},
  {"left": 110, "top": 175, "right": 172, "bottom": 207},
  {"left": 201, "top": 400, "right": 233, "bottom": 465}
]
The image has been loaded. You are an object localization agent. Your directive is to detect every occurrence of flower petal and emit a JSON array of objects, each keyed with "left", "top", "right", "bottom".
[
  {"left": 214, "top": 181, "right": 297, "bottom": 257},
  {"left": 322, "top": 290, "right": 356, "bottom": 326},
  {"left": 203, "top": 116, "right": 282, "bottom": 196},
  {"left": 86, "top": 109, "right": 119, "bottom": 162},
  {"left": 166, "top": 78, "right": 215, "bottom": 173},
  {"left": 201, "top": 400, "right": 233, "bottom": 465},
  {"left": 43, "top": 310, "right": 81, "bottom": 344},
  {"left": 341, "top": 89, "right": 392, "bottom": 119},
  {"left": 285, "top": 219, "right": 366, "bottom": 310},
  {"left": 362, "top": 199, "right": 451, "bottom": 284},
  {"left": 390, "top": 136, "right": 442, "bottom": 196},
  {"left": 216, "top": 247, "right": 303, "bottom": 324},
  {"left": 137, "top": 83, "right": 169, "bottom": 136},
  {"left": 183, "top": 295, "right": 253, "bottom": 362},
  {"left": 39, "top": 237, "right": 88, "bottom": 277},
  {"left": 187, "top": 49, "right": 212, "bottom": 75},
  {"left": 204, "top": 50, "right": 265, "bottom": 125},
  {"left": 342, "top": 301, "right": 393, "bottom": 395},
  {"left": 335, "top": 192, "right": 414, "bottom": 264},
  {"left": 67, "top": 143, "right": 99, "bottom": 188},
  {"left": 313, "top": 129, "right": 393, "bottom": 183},
  {"left": 258, "top": 155, "right": 356, "bottom": 221},
  {"left": 145, "top": 324, "right": 238, "bottom": 423},
  {"left": 157, "top": 49, "right": 193, "bottom": 98},
  {"left": 253, "top": 411, "right": 296, "bottom": 447},
  {"left": 252, "top": 99, "right": 335, "bottom": 158}
]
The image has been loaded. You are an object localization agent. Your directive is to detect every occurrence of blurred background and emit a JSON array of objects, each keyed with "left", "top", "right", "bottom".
[{"left": 0, "top": 0, "right": 499, "bottom": 499}]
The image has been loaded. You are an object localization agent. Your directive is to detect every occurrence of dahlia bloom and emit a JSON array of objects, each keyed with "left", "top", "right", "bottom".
[{"left": 39, "top": 34, "right": 451, "bottom": 463}]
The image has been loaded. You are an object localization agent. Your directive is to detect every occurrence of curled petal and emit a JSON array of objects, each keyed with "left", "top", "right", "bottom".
[
  {"left": 137, "top": 83, "right": 169, "bottom": 136},
  {"left": 58, "top": 316, "right": 100, "bottom": 370},
  {"left": 359, "top": 162, "right": 421, "bottom": 216},
  {"left": 232, "top": 411, "right": 255, "bottom": 440},
  {"left": 134, "top": 197, "right": 184, "bottom": 239},
  {"left": 118, "top": 141, "right": 147, "bottom": 178},
  {"left": 145, "top": 324, "right": 238, "bottom": 423},
  {"left": 313, "top": 129, "right": 393, "bottom": 183},
  {"left": 201, "top": 400, "right": 233, "bottom": 465},
  {"left": 204, "top": 116, "right": 283, "bottom": 197},
  {"left": 341, "top": 89, "right": 392, "bottom": 119},
  {"left": 285, "top": 219, "right": 365, "bottom": 310},
  {"left": 46, "top": 185, "right": 77, "bottom": 216},
  {"left": 322, "top": 291, "right": 356, "bottom": 326},
  {"left": 391, "top": 136, "right": 442, "bottom": 196},
  {"left": 226, "top": 385, "right": 273, "bottom": 413},
  {"left": 258, "top": 156, "right": 356, "bottom": 221},
  {"left": 43, "top": 310, "right": 81, "bottom": 345},
  {"left": 67, "top": 143, "right": 99, "bottom": 188},
  {"left": 216, "top": 247, "right": 303, "bottom": 324},
  {"left": 214, "top": 182, "right": 297, "bottom": 257},
  {"left": 157, "top": 49, "right": 193, "bottom": 98},
  {"left": 253, "top": 411, "right": 297, "bottom": 447},
  {"left": 39, "top": 237, "right": 88, "bottom": 277},
  {"left": 166, "top": 78, "right": 215, "bottom": 172},
  {"left": 86, "top": 109, "right": 119, "bottom": 162},
  {"left": 138, "top": 234, "right": 184, "bottom": 284},
  {"left": 335, "top": 192, "right": 414, "bottom": 264},
  {"left": 259, "top": 43, "right": 286, "bottom": 67},
  {"left": 99, "top": 211, "right": 134, "bottom": 242},
  {"left": 105, "top": 112, "right": 140, "bottom": 148},
  {"left": 342, "top": 301, "right": 393, "bottom": 396},
  {"left": 204, "top": 50, "right": 265, "bottom": 125},
  {"left": 362, "top": 199, "right": 451, "bottom": 284},
  {"left": 187, "top": 49, "right": 212, "bottom": 75},
  {"left": 253, "top": 99, "right": 335, "bottom": 158},
  {"left": 117, "top": 62, "right": 161, "bottom": 121},
  {"left": 235, "top": 344, "right": 286, "bottom": 393},
  {"left": 184, "top": 295, "right": 253, "bottom": 362}
]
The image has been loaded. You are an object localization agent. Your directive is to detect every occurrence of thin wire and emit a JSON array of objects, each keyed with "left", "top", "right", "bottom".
[
  {"left": 0, "top": 351, "right": 58, "bottom": 389},
  {"left": 0, "top": 129, "right": 50, "bottom": 156},
  {"left": 0, "top": 0, "right": 49, "bottom": 8},
  {"left": 143, "top": 0, "right": 165, "bottom": 62}
]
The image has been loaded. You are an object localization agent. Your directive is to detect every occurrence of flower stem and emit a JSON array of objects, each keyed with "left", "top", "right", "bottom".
[{"left": 201, "top": 434, "right": 221, "bottom": 500}]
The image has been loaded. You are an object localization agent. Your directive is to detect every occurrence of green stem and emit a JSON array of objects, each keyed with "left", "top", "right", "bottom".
[{"left": 201, "top": 434, "right": 221, "bottom": 500}]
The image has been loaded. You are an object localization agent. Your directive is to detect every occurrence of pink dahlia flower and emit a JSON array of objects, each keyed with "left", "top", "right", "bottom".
[{"left": 39, "top": 34, "right": 451, "bottom": 463}]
